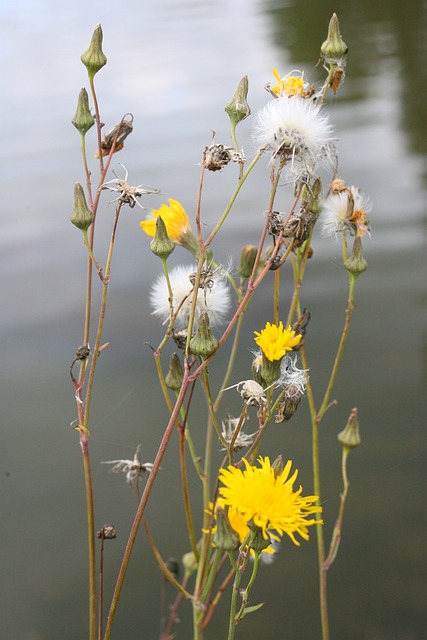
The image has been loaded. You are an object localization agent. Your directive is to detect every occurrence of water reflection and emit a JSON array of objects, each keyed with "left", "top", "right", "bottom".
[{"left": 1, "top": 1, "right": 427, "bottom": 639}]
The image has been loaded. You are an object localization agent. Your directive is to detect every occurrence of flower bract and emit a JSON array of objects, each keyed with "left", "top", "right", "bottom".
[
  {"left": 254, "top": 321, "right": 302, "bottom": 362},
  {"left": 218, "top": 456, "right": 322, "bottom": 546}
]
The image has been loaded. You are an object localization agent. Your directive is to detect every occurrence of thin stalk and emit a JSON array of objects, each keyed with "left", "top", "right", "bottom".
[
  {"left": 80, "top": 436, "right": 97, "bottom": 640},
  {"left": 103, "top": 373, "right": 191, "bottom": 640}
]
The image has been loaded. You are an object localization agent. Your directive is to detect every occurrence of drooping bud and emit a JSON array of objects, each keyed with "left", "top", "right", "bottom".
[
  {"left": 149, "top": 215, "right": 175, "bottom": 259},
  {"left": 225, "top": 75, "right": 251, "bottom": 129},
  {"left": 213, "top": 506, "right": 240, "bottom": 551},
  {"left": 81, "top": 24, "right": 107, "bottom": 78},
  {"left": 70, "top": 183, "right": 94, "bottom": 230},
  {"left": 189, "top": 313, "right": 218, "bottom": 358},
  {"left": 320, "top": 14, "right": 348, "bottom": 61},
  {"left": 345, "top": 236, "right": 368, "bottom": 278},
  {"left": 238, "top": 245, "right": 257, "bottom": 279},
  {"left": 338, "top": 407, "right": 361, "bottom": 449},
  {"left": 165, "top": 353, "right": 184, "bottom": 392},
  {"left": 72, "top": 88, "right": 95, "bottom": 136}
]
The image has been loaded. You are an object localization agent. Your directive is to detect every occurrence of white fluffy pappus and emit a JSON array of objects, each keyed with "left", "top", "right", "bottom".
[
  {"left": 321, "top": 186, "right": 372, "bottom": 238},
  {"left": 252, "top": 97, "right": 335, "bottom": 178},
  {"left": 150, "top": 264, "right": 231, "bottom": 329}
]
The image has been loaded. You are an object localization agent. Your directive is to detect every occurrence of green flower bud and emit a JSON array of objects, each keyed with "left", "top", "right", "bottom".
[
  {"left": 271, "top": 455, "right": 284, "bottom": 478},
  {"left": 305, "top": 177, "right": 323, "bottom": 218},
  {"left": 338, "top": 407, "right": 361, "bottom": 449},
  {"left": 72, "top": 88, "right": 95, "bottom": 136},
  {"left": 165, "top": 353, "right": 184, "bottom": 392},
  {"left": 149, "top": 215, "right": 175, "bottom": 259},
  {"left": 238, "top": 245, "right": 257, "bottom": 279},
  {"left": 71, "top": 183, "right": 94, "bottom": 230},
  {"left": 213, "top": 507, "right": 240, "bottom": 551},
  {"left": 189, "top": 313, "right": 218, "bottom": 358},
  {"left": 81, "top": 24, "right": 107, "bottom": 78},
  {"left": 321, "top": 14, "right": 348, "bottom": 61},
  {"left": 225, "top": 75, "right": 251, "bottom": 129},
  {"left": 182, "top": 550, "right": 198, "bottom": 579},
  {"left": 345, "top": 236, "right": 367, "bottom": 278}
]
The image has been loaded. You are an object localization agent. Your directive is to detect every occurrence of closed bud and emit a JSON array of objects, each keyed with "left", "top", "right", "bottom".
[
  {"left": 321, "top": 14, "right": 348, "bottom": 61},
  {"left": 238, "top": 245, "right": 257, "bottom": 279},
  {"left": 150, "top": 215, "right": 175, "bottom": 259},
  {"left": 345, "top": 236, "right": 367, "bottom": 278},
  {"left": 213, "top": 507, "right": 240, "bottom": 551},
  {"left": 182, "top": 550, "right": 198, "bottom": 579},
  {"left": 189, "top": 313, "right": 218, "bottom": 358},
  {"left": 71, "top": 182, "right": 94, "bottom": 230},
  {"left": 260, "top": 353, "right": 281, "bottom": 387},
  {"left": 338, "top": 407, "right": 361, "bottom": 449},
  {"left": 165, "top": 353, "right": 184, "bottom": 392},
  {"left": 81, "top": 24, "right": 107, "bottom": 78},
  {"left": 225, "top": 75, "right": 251, "bottom": 129},
  {"left": 72, "top": 88, "right": 95, "bottom": 136},
  {"left": 308, "top": 177, "right": 323, "bottom": 218},
  {"left": 271, "top": 455, "right": 284, "bottom": 477}
]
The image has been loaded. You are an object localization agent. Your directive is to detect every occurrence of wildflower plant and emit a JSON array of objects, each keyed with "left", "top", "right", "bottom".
[{"left": 70, "top": 15, "right": 367, "bottom": 640}]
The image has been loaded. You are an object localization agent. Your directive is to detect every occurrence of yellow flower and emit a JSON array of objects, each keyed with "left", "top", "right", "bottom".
[
  {"left": 270, "top": 68, "right": 306, "bottom": 97},
  {"left": 140, "top": 199, "right": 198, "bottom": 256},
  {"left": 254, "top": 321, "right": 301, "bottom": 362},
  {"left": 218, "top": 456, "right": 322, "bottom": 546}
]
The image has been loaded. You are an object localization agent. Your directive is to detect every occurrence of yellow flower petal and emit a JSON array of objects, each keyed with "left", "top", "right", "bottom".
[{"left": 254, "top": 321, "right": 302, "bottom": 361}]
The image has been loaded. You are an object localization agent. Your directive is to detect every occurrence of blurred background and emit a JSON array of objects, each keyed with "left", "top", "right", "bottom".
[{"left": 1, "top": 0, "right": 427, "bottom": 638}]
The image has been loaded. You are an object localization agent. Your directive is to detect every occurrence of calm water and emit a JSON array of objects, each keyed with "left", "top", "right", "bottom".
[{"left": 1, "top": 0, "right": 427, "bottom": 639}]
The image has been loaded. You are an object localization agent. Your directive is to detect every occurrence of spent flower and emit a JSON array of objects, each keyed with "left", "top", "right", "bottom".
[
  {"left": 321, "top": 183, "right": 371, "bottom": 238},
  {"left": 150, "top": 264, "right": 231, "bottom": 330},
  {"left": 268, "top": 69, "right": 314, "bottom": 98},
  {"left": 252, "top": 96, "right": 335, "bottom": 180},
  {"left": 220, "top": 415, "right": 256, "bottom": 451},
  {"left": 101, "top": 445, "right": 154, "bottom": 488}
]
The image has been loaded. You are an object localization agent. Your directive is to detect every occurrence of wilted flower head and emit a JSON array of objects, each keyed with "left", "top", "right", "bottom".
[
  {"left": 321, "top": 183, "right": 371, "bottom": 238},
  {"left": 101, "top": 445, "right": 154, "bottom": 488},
  {"left": 220, "top": 415, "right": 256, "bottom": 451},
  {"left": 268, "top": 69, "right": 314, "bottom": 98},
  {"left": 277, "top": 354, "right": 308, "bottom": 396},
  {"left": 140, "top": 199, "right": 198, "bottom": 256},
  {"left": 218, "top": 456, "right": 322, "bottom": 546},
  {"left": 252, "top": 96, "right": 335, "bottom": 179},
  {"left": 150, "top": 264, "right": 231, "bottom": 330}
]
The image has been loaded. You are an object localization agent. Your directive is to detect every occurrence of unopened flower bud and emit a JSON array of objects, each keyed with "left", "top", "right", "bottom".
[
  {"left": 338, "top": 407, "right": 361, "bottom": 449},
  {"left": 225, "top": 75, "right": 251, "bottom": 129},
  {"left": 271, "top": 455, "right": 284, "bottom": 477},
  {"left": 321, "top": 14, "right": 348, "bottom": 61},
  {"left": 72, "top": 88, "right": 95, "bottom": 136},
  {"left": 71, "top": 183, "right": 94, "bottom": 230},
  {"left": 308, "top": 177, "right": 323, "bottom": 218},
  {"left": 149, "top": 215, "right": 175, "bottom": 259},
  {"left": 182, "top": 550, "right": 198, "bottom": 579},
  {"left": 81, "top": 24, "right": 107, "bottom": 78},
  {"left": 213, "top": 506, "right": 240, "bottom": 551},
  {"left": 165, "top": 353, "right": 184, "bottom": 392},
  {"left": 345, "top": 236, "right": 367, "bottom": 277},
  {"left": 189, "top": 313, "right": 218, "bottom": 358},
  {"left": 238, "top": 245, "right": 257, "bottom": 279}
]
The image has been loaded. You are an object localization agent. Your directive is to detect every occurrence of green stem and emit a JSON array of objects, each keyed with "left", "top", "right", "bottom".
[{"left": 80, "top": 436, "right": 97, "bottom": 640}]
